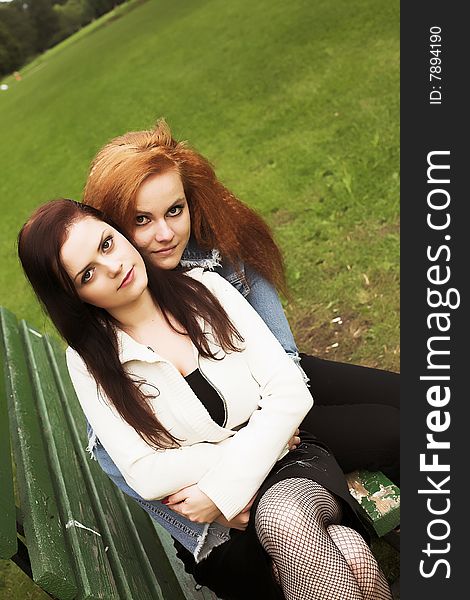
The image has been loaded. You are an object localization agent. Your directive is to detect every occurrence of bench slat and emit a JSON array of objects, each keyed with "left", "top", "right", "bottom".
[
  {"left": 22, "top": 322, "right": 122, "bottom": 600},
  {"left": 47, "top": 335, "right": 217, "bottom": 600},
  {"left": 1, "top": 308, "right": 78, "bottom": 599},
  {"left": 150, "top": 522, "right": 220, "bottom": 600},
  {"left": 124, "top": 496, "right": 188, "bottom": 600},
  {"left": 0, "top": 310, "right": 17, "bottom": 559},
  {"left": 46, "top": 335, "right": 172, "bottom": 599}
]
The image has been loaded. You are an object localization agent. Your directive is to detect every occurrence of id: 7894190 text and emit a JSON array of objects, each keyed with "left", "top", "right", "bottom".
[{"left": 429, "top": 26, "right": 442, "bottom": 105}]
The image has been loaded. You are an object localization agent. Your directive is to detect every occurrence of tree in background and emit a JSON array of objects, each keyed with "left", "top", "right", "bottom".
[
  {"left": 0, "top": 20, "right": 22, "bottom": 75},
  {"left": 0, "top": 0, "right": 128, "bottom": 77},
  {"left": 85, "top": 0, "right": 120, "bottom": 19},
  {"left": 53, "top": 0, "right": 92, "bottom": 41},
  {"left": 29, "top": 0, "right": 60, "bottom": 52},
  {"left": 0, "top": 1, "right": 36, "bottom": 61}
]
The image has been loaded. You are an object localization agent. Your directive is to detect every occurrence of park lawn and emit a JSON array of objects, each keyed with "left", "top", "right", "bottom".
[
  {"left": 0, "top": 0, "right": 399, "bottom": 597},
  {"left": 0, "top": 0, "right": 399, "bottom": 370}
]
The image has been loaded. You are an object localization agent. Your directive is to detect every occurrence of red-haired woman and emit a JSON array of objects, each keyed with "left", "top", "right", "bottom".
[
  {"left": 83, "top": 120, "right": 400, "bottom": 486},
  {"left": 18, "top": 199, "right": 392, "bottom": 600}
]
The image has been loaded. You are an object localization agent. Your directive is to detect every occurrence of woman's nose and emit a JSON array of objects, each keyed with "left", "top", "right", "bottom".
[
  {"left": 153, "top": 220, "right": 175, "bottom": 243},
  {"left": 107, "top": 260, "right": 123, "bottom": 277}
]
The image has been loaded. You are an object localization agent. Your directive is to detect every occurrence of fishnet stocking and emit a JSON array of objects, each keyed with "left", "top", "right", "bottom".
[
  {"left": 328, "top": 524, "right": 392, "bottom": 600},
  {"left": 254, "top": 478, "right": 392, "bottom": 600}
]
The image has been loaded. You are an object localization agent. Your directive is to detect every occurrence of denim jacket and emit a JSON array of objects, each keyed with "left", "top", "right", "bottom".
[
  {"left": 89, "top": 423, "right": 231, "bottom": 562},
  {"left": 85, "top": 239, "right": 308, "bottom": 560},
  {"left": 181, "top": 238, "right": 304, "bottom": 362}
]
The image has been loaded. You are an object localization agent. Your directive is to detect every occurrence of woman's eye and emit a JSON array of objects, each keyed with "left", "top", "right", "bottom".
[
  {"left": 167, "top": 205, "right": 183, "bottom": 217},
  {"left": 135, "top": 215, "right": 150, "bottom": 225},
  {"left": 102, "top": 236, "right": 113, "bottom": 251},
  {"left": 81, "top": 269, "right": 93, "bottom": 284}
]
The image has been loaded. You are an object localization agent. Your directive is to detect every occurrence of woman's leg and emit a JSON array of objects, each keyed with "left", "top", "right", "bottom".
[
  {"left": 300, "top": 404, "right": 400, "bottom": 485},
  {"left": 255, "top": 478, "right": 392, "bottom": 600},
  {"left": 328, "top": 525, "right": 392, "bottom": 600},
  {"left": 299, "top": 353, "right": 400, "bottom": 485},
  {"left": 300, "top": 353, "right": 399, "bottom": 409}
]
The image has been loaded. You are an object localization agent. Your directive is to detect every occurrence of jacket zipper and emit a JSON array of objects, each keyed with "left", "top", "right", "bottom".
[
  {"left": 197, "top": 354, "right": 228, "bottom": 428},
  {"left": 148, "top": 345, "right": 229, "bottom": 428}
]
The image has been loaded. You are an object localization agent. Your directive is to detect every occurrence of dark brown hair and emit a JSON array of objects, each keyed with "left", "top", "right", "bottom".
[
  {"left": 83, "top": 119, "right": 287, "bottom": 293},
  {"left": 18, "top": 199, "right": 243, "bottom": 449}
]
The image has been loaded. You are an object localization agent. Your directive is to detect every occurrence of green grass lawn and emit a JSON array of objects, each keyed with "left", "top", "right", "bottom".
[{"left": 0, "top": 0, "right": 399, "bottom": 596}]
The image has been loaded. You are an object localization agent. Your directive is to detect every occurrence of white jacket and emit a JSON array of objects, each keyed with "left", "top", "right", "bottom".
[{"left": 66, "top": 268, "right": 312, "bottom": 520}]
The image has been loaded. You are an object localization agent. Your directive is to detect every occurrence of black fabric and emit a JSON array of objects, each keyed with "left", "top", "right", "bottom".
[
  {"left": 184, "top": 356, "right": 400, "bottom": 484},
  {"left": 174, "top": 432, "right": 369, "bottom": 600},
  {"left": 174, "top": 356, "right": 400, "bottom": 599},
  {"left": 250, "top": 432, "right": 369, "bottom": 541},
  {"left": 185, "top": 368, "right": 225, "bottom": 427},
  {"left": 175, "top": 528, "right": 284, "bottom": 600},
  {"left": 299, "top": 354, "right": 400, "bottom": 485}
]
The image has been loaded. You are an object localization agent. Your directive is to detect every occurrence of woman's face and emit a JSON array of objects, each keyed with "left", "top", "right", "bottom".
[
  {"left": 60, "top": 216, "right": 148, "bottom": 311},
  {"left": 133, "top": 170, "right": 191, "bottom": 270}
]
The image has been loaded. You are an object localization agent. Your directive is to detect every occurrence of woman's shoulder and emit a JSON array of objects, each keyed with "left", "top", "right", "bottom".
[
  {"left": 185, "top": 267, "right": 228, "bottom": 291},
  {"left": 65, "top": 345, "right": 78, "bottom": 360},
  {"left": 65, "top": 345, "right": 87, "bottom": 373},
  {"left": 185, "top": 267, "right": 245, "bottom": 312}
]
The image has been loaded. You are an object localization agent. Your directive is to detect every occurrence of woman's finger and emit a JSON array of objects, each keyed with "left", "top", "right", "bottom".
[
  {"left": 288, "top": 435, "right": 301, "bottom": 449},
  {"left": 164, "top": 491, "right": 187, "bottom": 505}
]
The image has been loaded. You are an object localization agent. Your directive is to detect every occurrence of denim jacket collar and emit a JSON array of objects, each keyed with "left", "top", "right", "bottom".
[{"left": 180, "top": 237, "right": 222, "bottom": 270}]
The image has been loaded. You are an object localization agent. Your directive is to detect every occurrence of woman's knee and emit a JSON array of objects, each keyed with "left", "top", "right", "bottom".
[
  {"left": 255, "top": 479, "right": 339, "bottom": 544},
  {"left": 328, "top": 525, "right": 379, "bottom": 575}
]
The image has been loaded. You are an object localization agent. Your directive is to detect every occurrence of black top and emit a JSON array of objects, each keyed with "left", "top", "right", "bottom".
[{"left": 185, "top": 369, "right": 225, "bottom": 427}]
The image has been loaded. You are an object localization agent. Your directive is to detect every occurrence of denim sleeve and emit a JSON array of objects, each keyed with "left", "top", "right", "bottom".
[
  {"left": 243, "top": 264, "right": 298, "bottom": 356},
  {"left": 87, "top": 423, "right": 230, "bottom": 561},
  {"left": 243, "top": 265, "right": 309, "bottom": 385}
]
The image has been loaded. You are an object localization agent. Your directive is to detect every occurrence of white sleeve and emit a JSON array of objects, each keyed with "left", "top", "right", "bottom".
[
  {"left": 194, "top": 271, "right": 313, "bottom": 520},
  {"left": 66, "top": 348, "right": 231, "bottom": 501}
]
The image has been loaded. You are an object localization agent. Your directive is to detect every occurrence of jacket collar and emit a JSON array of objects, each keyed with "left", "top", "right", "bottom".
[
  {"left": 116, "top": 328, "right": 163, "bottom": 365},
  {"left": 181, "top": 237, "right": 221, "bottom": 270}
]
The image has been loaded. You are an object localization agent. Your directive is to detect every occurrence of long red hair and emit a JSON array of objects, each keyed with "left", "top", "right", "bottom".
[{"left": 83, "top": 119, "right": 286, "bottom": 293}]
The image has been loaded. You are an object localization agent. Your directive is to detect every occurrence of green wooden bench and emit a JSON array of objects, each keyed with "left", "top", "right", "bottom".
[
  {"left": 346, "top": 470, "right": 400, "bottom": 545},
  {"left": 0, "top": 306, "right": 218, "bottom": 600},
  {"left": 0, "top": 306, "right": 399, "bottom": 599}
]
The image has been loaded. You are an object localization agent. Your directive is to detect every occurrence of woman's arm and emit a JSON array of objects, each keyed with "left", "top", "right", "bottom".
[
  {"left": 166, "top": 430, "right": 300, "bottom": 524},
  {"left": 66, "top": 349, "right": 232, "bottom": 500},
  {"left": 243, "top": 264, "right": 298, "bottom": 356},
  {"left": 190, "top": 270, "right": 313, "bottom": 520},
  {"left": 217, "top": 262, "right": 309, "bottom": 383}
]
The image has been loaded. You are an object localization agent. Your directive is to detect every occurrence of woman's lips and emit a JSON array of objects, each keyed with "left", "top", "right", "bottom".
[
  {"left": 155, "top": 245, "right": 177, "bottom": 256},
  {"left": 119, "top": 267, "right": 134, "bottom": 289}
]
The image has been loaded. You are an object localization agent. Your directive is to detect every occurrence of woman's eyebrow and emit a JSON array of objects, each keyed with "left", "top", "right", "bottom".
[
  {"left": 73, "top": 229, "right": 106, "bottom": 281},
  {"left": 136, "top": 198, "right": 186, "bottom": 216}
]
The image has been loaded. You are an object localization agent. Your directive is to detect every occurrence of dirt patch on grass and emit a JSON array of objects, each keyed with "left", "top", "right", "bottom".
[
  {"left": 290, "top": 309, "right": 373, "bottom": 361},
  {"left": 349, "top": 219, "right": 400, "bottom": 243},
  {"left": 288, "top": 305, "right": 399, "bottom": 370},
  {"left": 269, "top": 208, "right": 296, "bottom": 227}
]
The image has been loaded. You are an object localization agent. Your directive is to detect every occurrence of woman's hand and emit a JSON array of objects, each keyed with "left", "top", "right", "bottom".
[
  {"left": 215, "top": 494, "right": 257, "bottom": 530},
  {"left": 288, "top": 428, "right": 301, "bottom": 451},
  {"left": 164, "top": 484, "right": 221, "bottom": 523}
]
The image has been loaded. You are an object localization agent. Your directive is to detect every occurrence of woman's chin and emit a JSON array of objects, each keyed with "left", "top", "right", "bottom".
[{"left": 151, "top": 252, "right": 183, "bottom": 271}]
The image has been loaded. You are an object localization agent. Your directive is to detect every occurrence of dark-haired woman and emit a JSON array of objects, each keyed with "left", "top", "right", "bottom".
[
  {"left": 83, "top": 119, "right": 400, "bottom": 486},
  {"left": 18, "top": 199, "right": 392, "bottom": 600}
]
